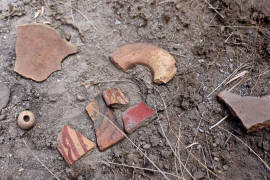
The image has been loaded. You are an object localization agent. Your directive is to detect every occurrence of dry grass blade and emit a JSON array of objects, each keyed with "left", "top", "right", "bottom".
[
  {"left": 155, "top": 104, "right": 195, "bottom": 179},
  {"left": 92, "top": 160, "right": 184, "bottom": 179},
  {"left": 204, "top": 0, "right": 224, "bottom": 19},
  {"left": 174, "top": 135, "right": 224, "bottom": 180},
  {"left": 218, "top": 125, "right": 270, "bottom": 172},
  {"left": 186, "top": 142, "right": 199, "bottom": 149},
  {"left": 225, "top": 70, "right": 249, "bottom": 85},
  {"left": 23, "top": 139, "right": 60, "bottom": 180},
  {"left": 147, "top": 83, "right": 224, "bottom": 180},
  {"left": 89, "top": 107, "right": 170, "bottom": 180},
  {"left": 206, "top": 64, "right": 245, "bottom": 98},
  {"left": 93, "top": 79, "right": 223, "bottom": 179},
  {"left": 183, "top": 117, "right": 202, "bottom": 171},
  {"left": 209, "top": 115, "right": 229, "bottom": 130}
]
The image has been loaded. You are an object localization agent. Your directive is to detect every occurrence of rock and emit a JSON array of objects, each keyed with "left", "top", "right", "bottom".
[
  {"left": 14, "top": 23, "right": 77, "bottom": 82},
  {"left": 76, "top": 94, "right": 85, "bottom": 102},
  {"left": 123, "top": 101, "right": 155, "bottom": 134},
  {"left": 143, "top": 144, "right": 151, "bottom": 149},
  {"left": 102, "top": 88, "right": 128, "bottom": 108},
  {"left": 0, "top": 83, "right": 10, "bottom": 110},
  {"left": 150, "top": 136, "right": 160, "bottom": 147},
  {"left": 57, "top": 125, "right": 95, "bottom": 165},
  {"left": 193, "top": 170, "right": 205, "bottom": 179},
  {"left": 109, "top": 43, "right": 177, "bottom": 84},
  {"left": 223, "top": 165, "right": 229, "bottom": 170},
  {"left": 85, "top": 95, "right": 125, "bottom": 151},
  {"left": 218, "top": 90, "right": 270, "bottom": 132},
  {"left": 263, "top": 141, "right": 270, "bottom": 151},
  {"left": 161, "top": 150, "right": 172, "bottom": 158},
  {"left": 0, "top": 114, "right": 6, "bottom": 121}
]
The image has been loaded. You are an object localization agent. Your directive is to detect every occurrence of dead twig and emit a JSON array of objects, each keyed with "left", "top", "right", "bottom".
[
  {"left": 209, "top": 115, "right": 229, "bottom": 130},
  {"left": 155, "top": 103, "right": 195, "bottom": 179},
  {"left": 204, "top": 0, "right": 224, "bottom": 19},
  {"left": 90, "top": 107, "right": 170, "bottom": 180},
  {"left": 218, "top": 125, "right": 270, "bottom": 172},
  {"left": 93, "top": 79, "right": 223, "bottom": 179},
  {"left": 206, "top": 64, "right": 244, "bottom": 98},
  {"left": 23, "top": 139, "right": 60, "bottom": 180},
  {"left": 93, "top": 160, "right": 183, "bottom": 179}
]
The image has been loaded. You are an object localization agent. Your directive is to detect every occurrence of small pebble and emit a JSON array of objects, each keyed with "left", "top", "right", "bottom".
[
  {"left": 0, "top": 114, "right": 6, "bottom": 121},
  {"left": 115, "top": 19, "right": 121, "bottom": 25},
  {"left": 223, "top": 165, "right": 229, "bottom": 170},
  {"left": 143, "top": 144, "right": 151, "bottom": 149},
  {"left": 49, "top": 96, "right": 57, "bottom": 102},
  {"left": 76, "top": 94, "right": 85, "bottom": 102},
  {"left": 198, "top": 59, "right": 204, "bottom": 63},
  {"left": 214, "top": 157, "right": 219, "bottom": 161},
  {"left": 198, "top": 128, "right": 204, "bottom": 133},
  {"left": 196, "top": 144, "right": 201, "bottom": 150}
]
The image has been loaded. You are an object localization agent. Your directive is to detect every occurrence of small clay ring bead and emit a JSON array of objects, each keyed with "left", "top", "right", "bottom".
[{"left": 18, "top": 111, "right": 36, "bottom": 130}]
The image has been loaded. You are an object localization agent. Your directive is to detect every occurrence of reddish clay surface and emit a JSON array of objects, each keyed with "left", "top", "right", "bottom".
[
  {"left": 14, "top": 23, "right": 77, "bottom": 82},
  {"left": 218, "top": 91, "right": 270, "bottom": 132},
  {"left": 109, "top": 43, "right": 177, "bottom": 84},
  {"left": 57, "top": 125, "right": 95, "bottom": 165},
  {"left": 85, "top": 95, "right": 126, "bottom": 151},
  {"left": 102, "top": 88, "right": 128, "bottom": 107},
  {"left": 123, "top": 101, "right": 155, "bottom": 133}
]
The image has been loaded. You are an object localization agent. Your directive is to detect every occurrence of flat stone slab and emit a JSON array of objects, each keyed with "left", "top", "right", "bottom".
[
  {"left": 218, "top": 91, "right": 270, "bottom": 132},
  {"left": 0, "top": 83, "right": 10, "bottom": 110},
  {"left": 86, "top": 95, "right": 125, "bottom": 151},
  {"left": 57, "top": 125, "right": 95, "bottom": 165},
  {"left": 109, "top": 43, "right": 177, "bottom": 84},
  {"left": 123, "top": 101, "right": 155, "bottom": 134},
  {"left": 14, "top": 23, "right": 77, "bottom": 82},
  {"left": 102, "top": 88, "right": 128, "bottom": 108}
]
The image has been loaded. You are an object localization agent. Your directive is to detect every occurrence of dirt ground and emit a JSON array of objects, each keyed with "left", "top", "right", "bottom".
[{"left": 0, "top": 0, "right": 270, "bottom": 179}]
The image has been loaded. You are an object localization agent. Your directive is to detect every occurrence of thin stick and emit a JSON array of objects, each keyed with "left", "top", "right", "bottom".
[
  {"left": 218, "top": 125, "right": 270, "bottom": 171},
  {"left": 90, "top": 108, "right": 169, "bottom": 180},
  {"left": 204, "top": 0, "right": 224, "bottom": 19},
  {"left": 206, "top": 65, "right": 243, "bottom": 98},
  {"left": 174, "top": 134, "right": 224, "bottom": 180},
  {"left": 69, "top": 0, "right": 74, "bottom": 23},
  {"left": 209, "top": 115, "right": 229, "bottom": 130},
  {"left": 202, "top": 148, "right": 210, "bottom": 180},
  {"left": 210, "top": 25, "right": 258, "bottom": 29},
  {"left": 93, "top": 160, "right": 183, "bottom": 179},
  {"left": 59, "top": 2, "right": 97, "bottom": 31},
  {"left": 70, "top": 6, "right": 97, "bottom": 31},
  {"left": 177, "top": 125, "right": 184, "bottom": 179},
  {"left": 155, "top": 104, "right": 195, "bottom": 179},
  {"left": 186, "top": 142, "right": 199, "bottom": 149},
  {"left": 23, "top": 139, "right": 60, "bottom": 180},
  {"left": 183, "top": 117, "right": 202, "bottom": 170},
  {"left": 225, "top": 32, "right": 233, "bottom": 43},
  {"left": 94, "top": 79, "right": 223, "bottom": 179}
]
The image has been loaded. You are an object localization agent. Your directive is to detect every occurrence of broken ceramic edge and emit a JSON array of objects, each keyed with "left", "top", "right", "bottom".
[
  {"left": 14, "top": 23, "right": 78, "bottom": 82},
  {"left": 123, "top": 101, "right": 156, "bottom": 134},
  {"left": 57, "top": 125, "right": 95, "bottom": 165},
  {"left": 85, "top": 95, "right": 126, "bottom": 151},
  {"left": 218, "top": 90, "right": 270, "bottom": 133},
  {"left": 109, "top": 43, "right": 177, "bottom": 84},
  {"left": 102, "top": 88, "right": 129, "bottom": 108}
]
